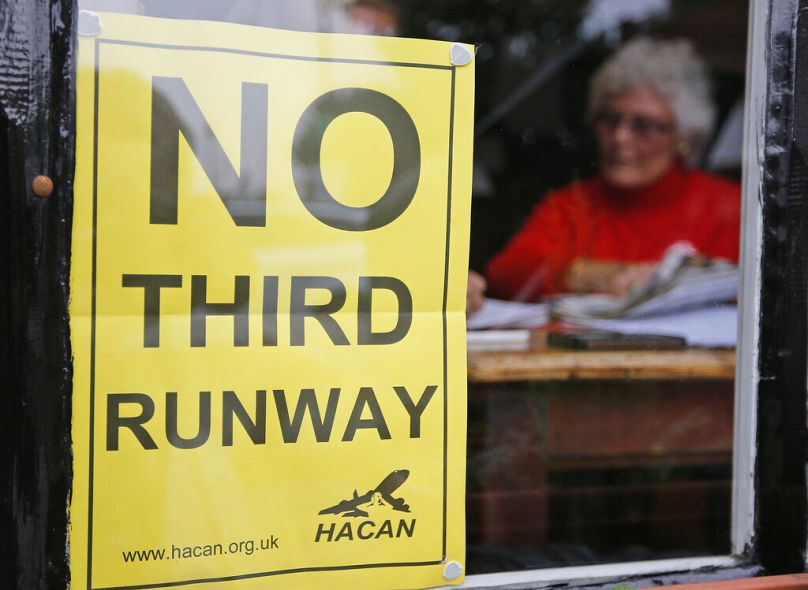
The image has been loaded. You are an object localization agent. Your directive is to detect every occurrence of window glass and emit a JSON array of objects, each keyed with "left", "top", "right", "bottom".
[
  {"left": 437, "top": 0, "right": 747, "bottom": 574},
  {"left": 78, "top": 0, "right": 749, "bottom": 577}
]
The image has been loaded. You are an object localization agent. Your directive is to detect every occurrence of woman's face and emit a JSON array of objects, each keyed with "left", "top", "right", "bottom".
[{"left": 594, "top": 87, "right": 679, "bottom": 190}]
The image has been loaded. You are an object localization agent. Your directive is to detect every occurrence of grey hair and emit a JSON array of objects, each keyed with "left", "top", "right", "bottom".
[{"left": 587, "top": 37, "right": 716, "bottom": 162}]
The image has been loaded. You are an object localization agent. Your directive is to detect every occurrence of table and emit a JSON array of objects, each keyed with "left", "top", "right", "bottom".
[
  {"left": 465, "top": 342, "right": 736, "bottom": 570},
  {"left": 468, "top": 346, "right": 736, "bottom": 382}
]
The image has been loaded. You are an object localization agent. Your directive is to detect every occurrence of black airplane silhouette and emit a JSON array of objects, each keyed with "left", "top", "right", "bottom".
[{"left": 319, "top": 470, "right": 411, "bottom": 518}]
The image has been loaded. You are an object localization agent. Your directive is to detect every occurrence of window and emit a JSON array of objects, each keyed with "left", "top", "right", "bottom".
[
  {"left": 76, "top": 0, "right": 758, "bottom": 580},
  {"left": 6, "top": 0, "right": 808, "bottom": 588}
]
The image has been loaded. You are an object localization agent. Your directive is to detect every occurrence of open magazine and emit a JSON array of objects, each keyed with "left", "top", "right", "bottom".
[
  {"left": 467, "top": 245, "right": 739, "bottom": 347},
  {"left": 552, "top": 244, "right": 738, "bottom": 321}
]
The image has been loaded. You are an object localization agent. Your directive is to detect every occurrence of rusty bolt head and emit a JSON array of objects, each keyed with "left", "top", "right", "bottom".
[{"left": 32, "top": 175, "right": 54, "bottom": 197}]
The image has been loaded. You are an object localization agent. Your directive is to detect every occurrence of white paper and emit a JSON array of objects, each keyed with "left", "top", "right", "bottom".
[
  {"left": 574, "top": 305, "right": 738, "bottom": 347},
  {"left": 467, "top": 329, "right": 532, "bottom": 351},
  {"left": 467, "top": 298, "right": 550, "bottom": 330}
]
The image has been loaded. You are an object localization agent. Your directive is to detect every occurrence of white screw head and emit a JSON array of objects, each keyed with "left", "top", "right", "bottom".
[
  {"left": 443, "top": 560, "right": 464, "bottom": 580},
  {"left": 450, "top": 43, "right": 473, "bottom": 66},
  {"left": 78, "top": 11, "right": 103, "bottom": 37}
]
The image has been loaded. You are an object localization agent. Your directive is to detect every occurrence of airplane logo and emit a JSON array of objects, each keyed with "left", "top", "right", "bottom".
[{"left": 319, "top": 470, "right": 411, "bottom": 518}]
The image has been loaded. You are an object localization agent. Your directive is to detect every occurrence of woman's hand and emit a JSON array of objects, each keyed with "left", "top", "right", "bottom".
[
  {"left": 566, "top": 258, "right": 656, "bottom": 296},
  {"left": 467, "top": 270, "right": 487, "bottom": 315}
]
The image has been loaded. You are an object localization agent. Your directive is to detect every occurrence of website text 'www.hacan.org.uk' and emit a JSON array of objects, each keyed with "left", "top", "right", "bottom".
[{"left": 121, "top": 536, "right": 280, "bottom": 563}]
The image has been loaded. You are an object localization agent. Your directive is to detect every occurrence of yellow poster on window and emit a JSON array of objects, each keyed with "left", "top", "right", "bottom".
[{"left": 70, "top": 12, "right": 472, "bottom": 590}]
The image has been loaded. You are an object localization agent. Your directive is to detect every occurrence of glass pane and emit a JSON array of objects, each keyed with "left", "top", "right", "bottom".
[
  {"left": 446, "top": 0, "right": 746, "bottom": 574},
  {"left": 78, "top": 0, "right": 748, "bottom": 578}
]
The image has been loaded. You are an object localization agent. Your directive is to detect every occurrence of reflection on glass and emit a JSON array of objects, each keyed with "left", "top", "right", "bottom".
[
  {"left": 80, "top": 0, "right": 402, "bottom": 36},
  {"left": 79, "top": 0, "right": 748, "bottom": 576}
]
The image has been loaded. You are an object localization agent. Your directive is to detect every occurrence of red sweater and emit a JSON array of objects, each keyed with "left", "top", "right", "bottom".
[{"left": 485, "top": 164, "right": 741, "bottom": 300}]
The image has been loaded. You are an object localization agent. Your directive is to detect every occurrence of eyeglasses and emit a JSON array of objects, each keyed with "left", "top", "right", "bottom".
[{"left": 594, "top": 110, "right": 674, "bottom": 139}]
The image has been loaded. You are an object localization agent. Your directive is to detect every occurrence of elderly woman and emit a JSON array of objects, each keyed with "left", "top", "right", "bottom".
[{"left": 471, "top": 37, "right": 740, "bottom": 307}]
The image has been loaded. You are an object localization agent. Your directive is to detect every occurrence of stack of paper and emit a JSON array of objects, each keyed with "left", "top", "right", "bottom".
[{"left": 466, "top": 329, "right": 532, "bottom": 351}]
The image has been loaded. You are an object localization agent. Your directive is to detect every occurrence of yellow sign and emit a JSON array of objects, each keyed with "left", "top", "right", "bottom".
[{"left": 70, "top": 12, "right": 473, "bottom": 590}]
